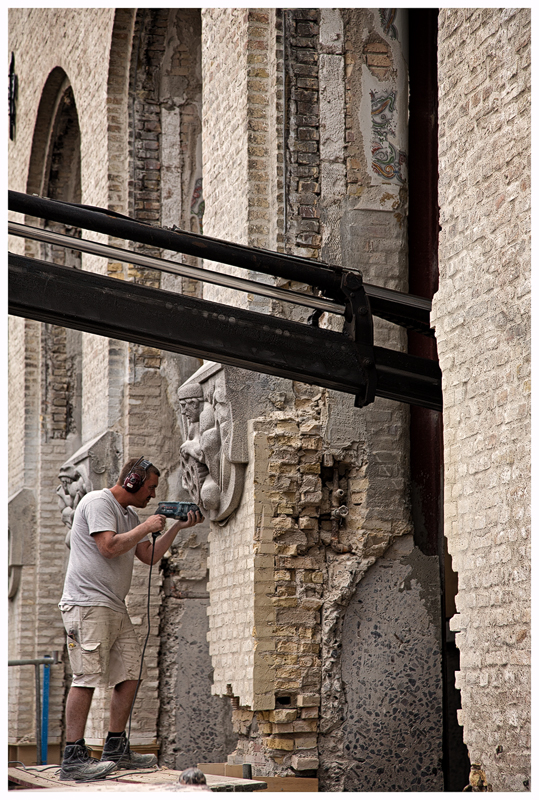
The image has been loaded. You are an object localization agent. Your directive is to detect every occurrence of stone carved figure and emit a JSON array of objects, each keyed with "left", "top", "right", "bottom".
[
  {"left": 177, "top": 365, "right": 247, "bottom": 523},
  {"left": 56, "top": 431, "right": 121, "bottom": 547},
  {"left": 57, "top": 464, "right": 88, "bottom": 530}
]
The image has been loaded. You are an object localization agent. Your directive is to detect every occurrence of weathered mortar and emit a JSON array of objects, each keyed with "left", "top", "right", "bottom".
[{"left": 433, "top": 8, "right": 531, "bottom": 791}]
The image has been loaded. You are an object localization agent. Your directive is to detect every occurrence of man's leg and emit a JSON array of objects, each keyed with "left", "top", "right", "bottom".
[
  {"left": 101, "top": 679, "right": 157, "bottom": 769},
  {"left": 60, "top": 607, "right": 118, "bottom": 781},
  {"left": 60, "top": 685, "right": 117, "bottom": 781},
  {"left": 65, "top": 685, "right": 94, "bottom": 742},
  {"left": 101, "top": 613, "right": 156, "bottom": 769},
  {"left": 108, "top": 679, "right": 138, "bottom": 733}
]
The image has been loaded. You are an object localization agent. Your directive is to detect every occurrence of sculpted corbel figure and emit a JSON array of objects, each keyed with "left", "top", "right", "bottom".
[
  {"left": 57, "top": 464, "right": 88, "bottom": 547},
  {"left": 178, "top": 382, "right": 216, "bottom": 510},
  {"left": 177, "top": 366, "right": 247, "bottom": 523},
  {"left": 55, "top": 431, "right": 120, "bottom": 546}
]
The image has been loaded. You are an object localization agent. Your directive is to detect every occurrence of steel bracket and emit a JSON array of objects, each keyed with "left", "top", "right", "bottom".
[{"left": 340, "top": 271, "right": 377, "bottom": 408}]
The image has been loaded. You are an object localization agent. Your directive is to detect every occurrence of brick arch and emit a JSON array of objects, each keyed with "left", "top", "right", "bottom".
[
  {"left": 26, "top": 67, "right": 80, "bottom": 200},
  {"left": 25, "top": 68, "right": 81, "bottom": 267},
  {"left": 24, "top": 67, "right": 83, "bottom": 446}
]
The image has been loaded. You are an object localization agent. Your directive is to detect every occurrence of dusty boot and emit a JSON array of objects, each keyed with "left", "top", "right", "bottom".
[
  {"left": 100, "top": 732, "right": 157, "bottom": 770},
  {"left": 59, "top": 740, "right": 116, "bottom": 782}
]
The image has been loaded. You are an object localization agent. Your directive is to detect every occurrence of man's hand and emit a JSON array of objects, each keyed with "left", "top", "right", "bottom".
[
  {"left": 136, "top": 509, "right": 205, "bottom": 565},
  {"left": 175, "top": 509, "right": 205, "bottom": 530},
  {"left": 143, "top": 514, "right": 166, "bottom": 536}
]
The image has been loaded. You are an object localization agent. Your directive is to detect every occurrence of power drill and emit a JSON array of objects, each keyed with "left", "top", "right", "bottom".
[{"left": 156, "top": 501, "right": 201, "bottom": 520}]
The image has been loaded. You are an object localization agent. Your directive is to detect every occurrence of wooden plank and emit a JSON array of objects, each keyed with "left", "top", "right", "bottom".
[
  {"left": 8, "top": 765, "right": 267, "bottom": 793},
  {"left": 9, "top": 766, "right": 64, "bottom": 789},
  {"left": 226, "top": 765, "right": 244, "bottom": 778},
  {"left": 198, "top": 764, "right": 318, "bottom": 792},
  {"left": 256, "top": 776, "right": 318, "bottom": 792},
  {"left": 115, "top": 768, "right": 266, "bottom": 791},
  {"left": 198, "top": 762, "right": 226, "bottom": 776}
]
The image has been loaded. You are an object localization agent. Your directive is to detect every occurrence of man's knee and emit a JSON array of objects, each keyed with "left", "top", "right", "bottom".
[
  {"left": 113, "top": 679, "right": 139, "bottom": 692},
  {"left": 68, "top": 685, "right": 94, "bottom": 701},
  {"left": 66, "top": 686, "right": 94, "bottom": 720}
]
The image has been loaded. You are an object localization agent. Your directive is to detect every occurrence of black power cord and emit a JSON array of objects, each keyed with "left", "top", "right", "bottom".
[{"left": 119, "top": 531, "right": 159, "bottom": 763}]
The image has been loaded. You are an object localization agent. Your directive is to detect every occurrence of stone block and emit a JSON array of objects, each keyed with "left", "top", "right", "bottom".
[
  {"left": 263, "top": 736, "right": 294, "bottom": 751},
  {"left": 301, "top": 707, "right": 319, "bottom": 719},
  {"left": 269, "top": 708, "right": 297, "bottom": 723},
  {"left": 291, "top": 754, "right": 319, "bottom": 771},
  {"left": 297, "top": 693, "right": 320, "bottom": 707},
  {"left": 271, "top": 722, "right": 294, "bottom": 733},
  {"left": 294, "top": 735, "right": 317, "bottom": 750}
]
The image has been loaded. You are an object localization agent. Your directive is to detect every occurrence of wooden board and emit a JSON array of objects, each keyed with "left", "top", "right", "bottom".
[
  {"left": 198, "top": 763, "right": 318, "bottom": 792},
  {"left": 8, "top": 765, "right": 267, "bottom": 792},
  {"left": 255, "top": 777, "right": 318, "bottom": 793}
]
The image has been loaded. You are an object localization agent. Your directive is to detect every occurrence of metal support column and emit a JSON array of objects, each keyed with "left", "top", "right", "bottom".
[{"left": 8, "top": 654, "right": 59, "bottom": 766}]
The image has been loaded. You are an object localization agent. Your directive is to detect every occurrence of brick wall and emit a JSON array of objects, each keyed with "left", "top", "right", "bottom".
[
  {"left": 285, "top": 10, "right": 321, "bottom": 262},
  {"left": 433, "top": 8, "right": 531, "bottom": 792},
  {"left": 8, "top": 317, "right": 40, "bottom": 746},
  {"left": 206, "top": 435, "right": 258, "bottom": 707},
  {"left": 200, "top": 8, "right": 423, "bottom": 786},
  {"left": 8, "top": 318, "right": 26, "bottom": 490},
  {"left": 202, "top": 8, "right": 286, "bottom": 315}
]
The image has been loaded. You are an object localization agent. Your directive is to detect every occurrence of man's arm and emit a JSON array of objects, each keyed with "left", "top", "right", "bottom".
[
  {"left": 135, "top": 510, "right": 204, "bottom": 565},
  {"left": 92, "top": 514, "right": 166, "bottom": 559}
]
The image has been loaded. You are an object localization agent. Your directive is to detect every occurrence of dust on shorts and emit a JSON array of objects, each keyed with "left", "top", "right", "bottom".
[{"left": 61, "top": 605, "right": 147, "bottom": 689}]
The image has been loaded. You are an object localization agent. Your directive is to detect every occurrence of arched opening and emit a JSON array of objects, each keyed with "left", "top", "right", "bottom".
[
  {"left": 123, "top": 9, "right": 236, "bottom": 769},
  {"left": 26, "top": 70, "right": 83, "bottom": 452},
  {"left": 128, "top": 9, "right": 203, "bottom": 292}
]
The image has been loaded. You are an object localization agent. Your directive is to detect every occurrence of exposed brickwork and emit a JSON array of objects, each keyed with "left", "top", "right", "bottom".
[
  {"left": 40, "top": 325, "right": 69, "bottom": 441},
  {"left": 7, "top": 309, "right": 25, "bottom": 491},
  {"left": 9, "top": 567, "right": 39, "bottom": 742},
  {"left": 8, "top": 318, "right": 41, "bottom": 746},
  {"left": 8, "top": 8, "right": 165, "bottom": 754},
  {"left": 202, "top": 7, "right": 249, "bottom": 257},
  {"left": 433, "top": 8, "right": 531, "bottom": 792},
  {"left": 285, "top": 10, "right": 321, "bottom": 260},
  {"left": 128, "top": 9, "right": 167, "bottom": 279},
  {"left": 214, "top": 402, "right": 326, "bottom": 776},
  {"left": 201, "top": 8, "right": 283, "bottom": 313}
]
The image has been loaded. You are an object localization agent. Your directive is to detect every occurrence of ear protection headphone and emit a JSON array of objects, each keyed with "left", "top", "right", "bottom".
[{"left": 123, "top": 457, "right": 153, "bottom": 493}]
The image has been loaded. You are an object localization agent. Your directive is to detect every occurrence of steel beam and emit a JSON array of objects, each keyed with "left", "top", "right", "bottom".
[
  {"left": 8, "top": 221, "right": 345, "bottom": 316},
  {"left": 9, "top": 253, "right": 442, "bottom": 410},
  {"left": 9, "top": 190, "right": 434, "bottom": 335}
]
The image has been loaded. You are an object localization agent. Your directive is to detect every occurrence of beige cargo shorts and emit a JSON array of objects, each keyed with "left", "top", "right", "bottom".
[{"left": 61, "top": 605, "right": 147, "bottom": 688}]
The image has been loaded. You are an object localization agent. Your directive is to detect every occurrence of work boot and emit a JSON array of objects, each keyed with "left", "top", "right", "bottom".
[
  {"left": 101, "top": 732, "right": 157, "bottom": 770},
  {"left": 59, "top": 740, "right": 116, "bottom": 782}
]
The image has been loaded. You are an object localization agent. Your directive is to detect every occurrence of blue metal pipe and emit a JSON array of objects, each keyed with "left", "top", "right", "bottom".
[{"left": 41, "top": 660, "right": 50, "bottom": 765}]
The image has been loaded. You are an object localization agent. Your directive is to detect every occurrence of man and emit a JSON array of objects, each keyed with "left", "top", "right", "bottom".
[{"left": 58, "top": 457, "right": 204, "bottom": 781}]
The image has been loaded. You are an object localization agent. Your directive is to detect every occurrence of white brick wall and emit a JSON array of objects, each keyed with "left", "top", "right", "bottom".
[
  {"left": 433, "top": 8, "right": 531, "bottom": 791},
  {"left": 207, "top": 440, "right": 257, "bottom": 707}
]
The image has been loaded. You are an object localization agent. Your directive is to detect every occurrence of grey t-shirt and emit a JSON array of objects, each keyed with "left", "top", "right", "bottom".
[{"left": 60, "top": 488, "right": 147, "bottom": 613}]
